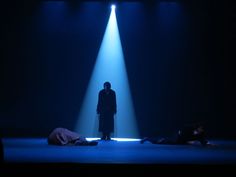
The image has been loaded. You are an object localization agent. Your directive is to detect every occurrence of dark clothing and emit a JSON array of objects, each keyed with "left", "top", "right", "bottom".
[
  {"left": 176, "top": 126, "right": 208, "bottom": 145},
  {"left": 142, "top": 126, "right": 208, "bottom": 146},
  {"left": 97, "top": 89, "right": 117, "bottom": 134}
]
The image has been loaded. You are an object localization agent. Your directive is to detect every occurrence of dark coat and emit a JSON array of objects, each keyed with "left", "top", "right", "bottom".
[
  {"left": 176, "top": 126, "right": 208, "bottom": 145},
  {"left": 97, "top": 89, "right": 117, "bottom": 133}
]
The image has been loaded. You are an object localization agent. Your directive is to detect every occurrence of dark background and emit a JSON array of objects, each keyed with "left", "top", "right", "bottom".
[{"left": 0, "top": 0, "right": 234, "bottom": 138}]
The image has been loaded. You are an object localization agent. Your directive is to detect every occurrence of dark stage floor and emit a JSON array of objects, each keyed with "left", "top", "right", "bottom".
[{"left": 1, "top": 138, "right": 236, "bottom": 176}]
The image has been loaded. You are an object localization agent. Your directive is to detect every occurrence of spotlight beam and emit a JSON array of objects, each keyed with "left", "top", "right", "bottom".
[{"left": 75, "top": 5, "right": 138, "bottom": 139}]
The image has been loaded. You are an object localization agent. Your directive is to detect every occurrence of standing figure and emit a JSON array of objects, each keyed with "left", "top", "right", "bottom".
[{"left": 97, "top": 82, "right": 117, "bottom": 140}]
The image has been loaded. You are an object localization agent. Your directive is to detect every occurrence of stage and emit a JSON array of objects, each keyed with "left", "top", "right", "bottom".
[{"left": 1, "top": 138, "right": 236, "bottom": 176}]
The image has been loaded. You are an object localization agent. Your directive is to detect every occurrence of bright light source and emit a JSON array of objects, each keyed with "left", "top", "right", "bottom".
[{"left": 111, "top": 5, "right": 116, "bottom": 10}]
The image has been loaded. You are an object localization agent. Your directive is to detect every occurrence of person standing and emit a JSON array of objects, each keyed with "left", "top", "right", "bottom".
[{"left": 97, "top": 82, "right": 117, "bottom": 140}]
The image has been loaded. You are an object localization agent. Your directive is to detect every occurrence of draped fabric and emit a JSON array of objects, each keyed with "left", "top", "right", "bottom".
[{"left": 48, "top": 128, "right": 81, "bottom": 145}]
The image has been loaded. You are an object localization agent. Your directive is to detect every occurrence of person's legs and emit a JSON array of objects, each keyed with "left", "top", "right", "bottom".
[
  {"left": 102, "top": 131, "right": 111, "bottom": 141},
  {"left": 140, "top": 137, "right": 159, "bottom": 144},
  {"left": 140, "top": 137, "right": 148, "bottom": 144},
  {"left": 74, "top": 136, "right": 98, "bottom": 146},
  {"left": 106, "top": 132, "right": 111, "bottom": 140},
  {"left": 140, "top": 137, "right": 177, "bottom": 144},
  {"left": 148, "top": 137, "right": 160, "bottom": 144},
  {"left": 156, "top": 137, "right": 175, "bottom": 144},
  {"left": 101, "top": 132, "right": 106, "bottom": 140}
]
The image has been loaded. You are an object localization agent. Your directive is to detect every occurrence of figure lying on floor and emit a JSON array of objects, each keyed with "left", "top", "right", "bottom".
[
  {"left": 48, "top": 127, "right": 98, "bottom": 146},
  {"left": 141, "top": 124, "right": 215, "bottom": 146}
]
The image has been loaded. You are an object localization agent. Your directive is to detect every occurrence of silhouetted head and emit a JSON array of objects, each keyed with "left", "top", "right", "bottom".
[{"left": 104, "top": 82, "right": 111, "bottom": 91}]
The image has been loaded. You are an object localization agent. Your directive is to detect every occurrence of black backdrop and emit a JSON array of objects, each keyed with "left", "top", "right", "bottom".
[{"left": 0, "top": 0, "right": 234, "bottom": 139}]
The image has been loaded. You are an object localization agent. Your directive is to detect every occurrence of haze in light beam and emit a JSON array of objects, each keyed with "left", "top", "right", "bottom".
[{"left": 75, "top": 7, "right": 138, "bottom": 138}]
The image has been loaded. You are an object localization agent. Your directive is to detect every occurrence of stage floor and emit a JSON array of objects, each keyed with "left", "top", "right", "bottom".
[
  {"left": 2, "top": 138, "right": 236, "bottom": 164},
  {"left": 1, "top": 138, "right": 236, "bottom": 176}
]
